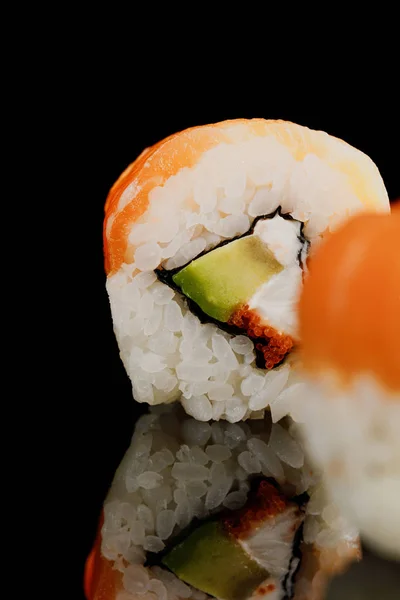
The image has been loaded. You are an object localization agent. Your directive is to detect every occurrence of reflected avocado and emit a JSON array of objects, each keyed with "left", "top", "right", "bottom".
[{"left": 162, "top": 521, "right": 268, "bottom": 600}]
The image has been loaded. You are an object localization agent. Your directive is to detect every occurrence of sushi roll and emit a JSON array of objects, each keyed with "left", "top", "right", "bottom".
[
  {"left": 85, "top": 404, "right": 360, "bottom": 600},
  {"left": 297, "top": 207, "right": 400, "bottom": 560},
  {"left": 104, "top": 119, "right": 389, "bottom": 421}
]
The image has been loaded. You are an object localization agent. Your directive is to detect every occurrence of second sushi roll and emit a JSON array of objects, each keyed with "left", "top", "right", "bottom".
[
  {"left": 297, "top": 207, "right": 400, "bottom": 560},
  {"left": 85, "top": 404, "right": 359, "bottom": 600},
  {"left": 104, "top": 119, "right": 389, "bottom": 421}
]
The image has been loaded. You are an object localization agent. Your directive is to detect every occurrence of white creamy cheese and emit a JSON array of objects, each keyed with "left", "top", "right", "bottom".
[
  {"left": 253, "top": 214, "right": 303, "bottom": 267},
  {"left": 249, "top": 214, "right": 304, "bottom": 336}
]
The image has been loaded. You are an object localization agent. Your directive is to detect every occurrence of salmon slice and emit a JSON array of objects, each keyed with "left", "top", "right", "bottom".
[
  {"left": 103, "top": 119, "right": 389, "bottom": 276},
  {"left": 103, "top": 123, "right": 230, "bottom": 275},
  {"left": 84, "top": 513, "right": 122, "bottom": 600},
  {"left": 298, "top": 205, "right": 400, "bottom": 392}
]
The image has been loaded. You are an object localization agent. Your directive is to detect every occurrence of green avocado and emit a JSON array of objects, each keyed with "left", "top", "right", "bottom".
[
  {"left": 161, "top": 521, "right": 268, "bottom": 600},
  {"left": 172, "top": 236, "right": 283, "bottom": 322}
]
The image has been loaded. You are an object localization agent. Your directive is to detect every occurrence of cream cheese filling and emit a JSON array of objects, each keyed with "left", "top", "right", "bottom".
[{"left": 249, "top": 214, "right": 305, "bottom": 336}]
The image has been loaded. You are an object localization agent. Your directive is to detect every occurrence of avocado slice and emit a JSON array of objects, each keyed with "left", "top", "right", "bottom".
[
  {"left": 161, "top": 520, "right": 268, "bottom": 600},
  {"left": 172, "top": 236, "right": 283, "bottom": 322}
]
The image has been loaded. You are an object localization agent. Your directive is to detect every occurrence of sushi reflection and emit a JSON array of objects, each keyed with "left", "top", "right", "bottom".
[{"left": 85, "top": 404, "right": 359, "bottom": 600}]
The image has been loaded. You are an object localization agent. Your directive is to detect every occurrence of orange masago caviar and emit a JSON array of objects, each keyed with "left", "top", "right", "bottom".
[{"left": 229, "top": 305, "right": 294, "bottom": 369}]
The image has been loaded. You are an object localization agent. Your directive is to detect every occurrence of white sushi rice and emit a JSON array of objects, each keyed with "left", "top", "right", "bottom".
[
  {"left": 298, "top": 374, "right": 400, "bottom": 560},
  {"left": 102, "top": 404, "right": 358, "bottom": 600},
  {"left": 107, "top": 136, "right": 367, "bottom": 419}
]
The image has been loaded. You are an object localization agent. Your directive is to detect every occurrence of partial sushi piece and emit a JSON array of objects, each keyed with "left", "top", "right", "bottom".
[
  {"left": 104, "top": 119, "right": 389, "bottom": 420},
  {"left": 84, "top": 405, "right": 359, "bottom": 600},
  {"left": 297, "top": 207, "right": 400, "bottom": 560}
]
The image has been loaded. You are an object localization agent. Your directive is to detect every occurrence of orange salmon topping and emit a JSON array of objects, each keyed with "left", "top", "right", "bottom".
[
  {"left": 223, "top": 480, "right": 289, "bottom": 539},
  {"left": 103, "top": 119, "right": 389, "bottom": 277},
  {"left": 298, "top": 206, "right": 400, "bottom": 393},
  {"left": 84, "top": 512, "right": 123, "bottom": 600},
  {"left": 229, "top": 306, "right": 294, "bottom": 369},
  {"left": 103, "top": 125, "right": 232, "bottom": 275}
]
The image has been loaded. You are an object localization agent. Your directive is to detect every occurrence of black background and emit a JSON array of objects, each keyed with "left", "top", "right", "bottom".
[{"left": 63, "top": 88, "right": 399, "bottom": 598}]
